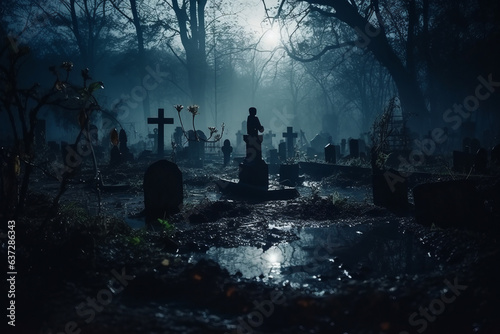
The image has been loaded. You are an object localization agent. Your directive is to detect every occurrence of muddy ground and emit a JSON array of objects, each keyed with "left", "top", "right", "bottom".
[{"left": 4, "top": 157, "right": 500, "bottom": 334}]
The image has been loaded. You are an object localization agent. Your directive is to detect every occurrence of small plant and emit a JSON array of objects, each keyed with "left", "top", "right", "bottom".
[
  {"left": 157, "top": 218, "right": 176, "bottom": 236},
  {"left": 174, "top": 104, "right": 224, "bottom": 143},
  {"left": 128, "top": 236, "right": 142, "bottom": 245},
  {"left": 330, "top": 191, "right": 347, "bottom": 205}
]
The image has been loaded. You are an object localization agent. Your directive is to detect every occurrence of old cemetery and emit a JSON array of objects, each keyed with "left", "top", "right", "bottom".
[{"left": 3, "top": 98, "right": 500, "bottom": 333}]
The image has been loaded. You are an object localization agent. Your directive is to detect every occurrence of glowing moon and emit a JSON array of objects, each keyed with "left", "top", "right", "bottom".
[{"left": 260, "top": 26, "right": 281, "bottom": 50}]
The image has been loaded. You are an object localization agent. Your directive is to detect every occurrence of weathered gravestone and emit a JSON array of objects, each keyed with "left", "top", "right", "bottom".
[
  {"left": 263, "top": 130, "right": 276, "bottom": 150},
  {"left": 269, "top": 149, "right": 279, "bottom": 165},
  {"left": 221, "top": 139, "right": 233, "bottom": 166},
  {"left": 413, "top": 180, "right": 484, "bottom": 229},
  {"left": 325, "top": 143, "right": 336, "bottom": 164},
  {"left": 283, "top": 127, "right": 298, "bottom": 159},
  {"left": 349, "top": 139, "right": 359, "bottom": 158},
  {"left": 310, "top": 132, "right": 331, "bottom": 158},
  {"left": 278, "top": 142, "right": 287, "bottom": 162},
  {"left": 143, "top": 159, "right": 183, "bottom": 225},
  {"left": 147, "top": 108, "right": 174, "bottom": 156},
  {"left": 187, "top": 130, "right": 207, "bottom": 167}
]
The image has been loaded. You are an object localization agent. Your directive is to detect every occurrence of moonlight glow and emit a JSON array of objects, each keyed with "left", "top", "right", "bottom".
[{"left": 260, "top": 26, "right": 281, "bottom": 50}]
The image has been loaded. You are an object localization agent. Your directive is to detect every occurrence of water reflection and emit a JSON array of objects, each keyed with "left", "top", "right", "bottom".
[{"left": 191, "top": 220, "right": 439, "bottom": 292}]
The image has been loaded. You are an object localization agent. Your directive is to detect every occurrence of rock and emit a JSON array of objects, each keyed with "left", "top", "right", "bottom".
[{"left": 143, "top": 160, "right": 183, "bottom": 225}]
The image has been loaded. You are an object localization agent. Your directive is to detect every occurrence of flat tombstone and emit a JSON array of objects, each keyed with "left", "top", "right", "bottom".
[
  {"left": 349, "top": 139, "right": 359, "bottom": 158},
  {"left": 324, "top": 144, "right": 336, "bottom": 164},
  {"left": 148, "top": 108, "right": 174, "bottom": 156},
  {"left": 144, "top": 160, "right": 183, "bottom": 225}
]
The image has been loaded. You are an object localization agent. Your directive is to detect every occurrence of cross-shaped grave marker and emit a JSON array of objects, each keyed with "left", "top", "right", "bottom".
[
  {"left": 148, "top": 108, "right": 174, "bottom": 156},
  {"left": 282, "top": 126, "right": 298, "bottom": 159},
  {"left": 263, "top": 130, "right": 276, "bottom": 149}
]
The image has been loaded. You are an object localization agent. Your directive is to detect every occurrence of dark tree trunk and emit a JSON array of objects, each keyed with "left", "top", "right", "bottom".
[
  {"left": 301, "top": 0, "right": 430, "bottom": 132},
  {"left": 172, "top": 0, "right": 208, "bottom": 123}
]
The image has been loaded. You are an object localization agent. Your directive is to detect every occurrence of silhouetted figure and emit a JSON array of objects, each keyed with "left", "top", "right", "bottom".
[
  {"left": 239, "top": 108, "right": 269, "bottom": 189},
  {"left": 221, "top": 139, "right": 233, "bottom": 166},
  {"left": 245, "top": 107, "right": 264, "bottom": 162},
  {"left": 247, "top": 107, "right": 264, "bottom": 136}
]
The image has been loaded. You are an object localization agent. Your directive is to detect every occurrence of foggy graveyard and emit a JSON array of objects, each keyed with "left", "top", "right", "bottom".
[{"left": 1, "top": 1, "right": 500, "bottom": 334}]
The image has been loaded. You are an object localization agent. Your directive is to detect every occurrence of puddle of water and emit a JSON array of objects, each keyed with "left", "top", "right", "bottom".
[
  {"left": 190, "top": 220, "right": 439, "bottom": 292},
  {"left": 299, "top": 181, "right": 369, "bottom": 202}
]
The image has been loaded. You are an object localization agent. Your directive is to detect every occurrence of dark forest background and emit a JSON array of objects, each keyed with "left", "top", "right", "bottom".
[{"left": 1, "top": 0, "right": 500, "bottom": 148}]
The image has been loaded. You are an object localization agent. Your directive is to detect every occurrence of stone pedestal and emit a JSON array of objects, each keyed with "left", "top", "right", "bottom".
[
  {"left": 239, "top": 159, "right": 268, "bottom": 189},
  {"left": 244, "top": 134, "right": 263, "bottom": 162}
]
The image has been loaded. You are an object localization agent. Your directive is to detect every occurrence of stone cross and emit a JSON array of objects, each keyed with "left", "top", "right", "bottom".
[
  {"left": 263, "top": 130, "right": 276, "bottom": 149},
  {"left": 148, "top": 108, "right": 173, "bottom": 156},
  {"left": 282, "top": 127, "right": 298, "bottom": 159}
]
